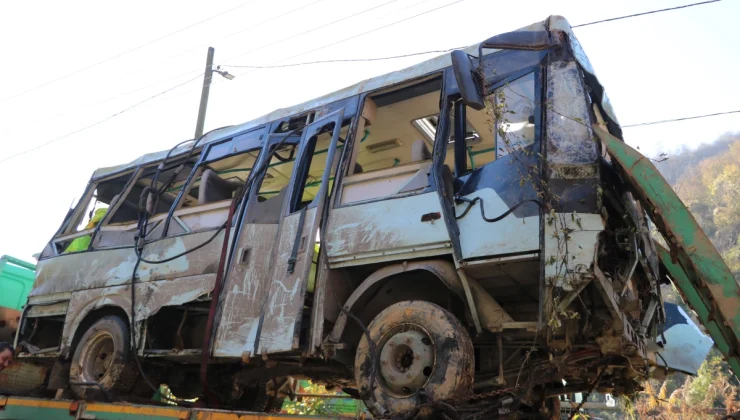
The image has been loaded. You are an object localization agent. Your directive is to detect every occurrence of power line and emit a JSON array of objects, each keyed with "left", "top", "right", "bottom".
[
  {"left": 0, "top": 1, "right": 254, "bottom": 103},
  {"left": 0, "top": 0, "right": 332, "bottom": 138},
  {"left": 154, "top": 1, "right": 467, "bottom": 101},
  {"left": 0, "top": 73, "right": 203, "bottom": 164},
  {"left": 0, "top": 69, "right": 205, "bottom": 139},
  {"left": 0, "top": 0, "right": 396, "bottom": 141},
  {"left": 221, "top": 0, "right": 401, "bottom": 63},
  {"left": 622, "top": 109, "right": 740, "bottom": 128},
  {"left": 0, "top": 1, "right": 460, "bottom": 164},
  {"left": 572, "top": 0, "right": 721, "bottom": 28},
  {"left": 222, "top": 48, "right": 463, "bottom": 68},
  {"left": 3, "top": 0, "right": 730, "bottom": 163},
  {"left": 204, "top": 0, "right": 331, "bottom": 60},
  {"left": 262, "top": 0, "right": 465, "bottom": 68},
  {"left": 4, "top": 0, "right": 711, "bottom": 139}
]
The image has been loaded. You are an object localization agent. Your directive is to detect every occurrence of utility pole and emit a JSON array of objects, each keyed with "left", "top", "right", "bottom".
[{"left": 194, "top": 46, "right": 215, "bottom": 139}]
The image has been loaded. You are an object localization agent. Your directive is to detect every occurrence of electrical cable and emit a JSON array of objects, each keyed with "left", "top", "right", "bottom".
[
  {"left": 5, "top": 0, "right": 712, "bottom": 119},
  {"left": 0, "top": 72, "right": 204, "bottom": 164},
  {"left": 272, "top": 145, "right": 296, "bottom": 162},
  {"left": 222, "top": 48, "right": 465, "bottom": 68},
  {"left": 455, "top": 197, "right": 543, "bottom": 222},
  {"left": 572, "top": 0, "right": 721, "bottom": 28},
  {"left": 127, "top": 124, "right": 306, "bottom": 406},
  {"left": 4, "top": 0, "right": 735, "bottom": 165},
  {"left": 0, "top": 68, "right": 205, "bottom": 140},
  {"left": 0, "top": 1, "right": 255, "bottom": 103},
  {"left": 656, "top": 352, "right": 669, "bottom": 376},
  {"left": 138, "top": 0, "right": 330, "bottom": 77},
  {"left": 0, "top": 0, "right": 331, "bottom": 139},
  {"left": 0, "top": 1, "right": 463, "bottom": 165},
  {"left": 150, "top": 124, "right": 232, "bottom": 199},
  {"left": 125, "top": 127, "right": 222, "bottom": 406},
  {"left": 221, "top": 0, "right": 401, "bottom": 63},
  {"left": 172, "top": 0, "right": 724, "bottom": 103},
  {"left": 218, "top": 0, "right": 725, "bottom": 84},
  {"left": 227, "top": 0, "right": 465, "bottom": 75},
  {"left": 153, "top": 0, "right": 467, "bottom": 106},
  {"left": 197, "top": 125, "right": 306, "bottom": 405},
  {"left": 622, "top": 109, "right": 740, "bottom": 127},
  {"left": 134, "top": 225, "right": 226, "bottom": 265}
]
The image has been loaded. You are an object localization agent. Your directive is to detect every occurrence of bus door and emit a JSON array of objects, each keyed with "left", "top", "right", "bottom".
[
  {"left": 211, "top": 127, "right": 301, "bottom": 359},
  {"left": 256, "top": 109, "right": 344, "bottom": 355}
]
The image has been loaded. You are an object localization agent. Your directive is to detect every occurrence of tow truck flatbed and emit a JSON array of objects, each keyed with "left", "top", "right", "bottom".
[{"left": 0, "top": 396, "right": 354, "bottom": 420}]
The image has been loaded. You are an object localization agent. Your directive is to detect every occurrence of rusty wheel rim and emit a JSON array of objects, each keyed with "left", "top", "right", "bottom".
[
  {"left": 376, "top": 323, "right": 436, "bottom": 398},
  {"left": 79, "top": 331, "right": 116, "bottom": 383}
]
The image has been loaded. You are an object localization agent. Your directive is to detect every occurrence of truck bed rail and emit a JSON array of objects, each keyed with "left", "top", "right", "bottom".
[{"left": 0, "top": 396, "right": 357, "bottom": 420}]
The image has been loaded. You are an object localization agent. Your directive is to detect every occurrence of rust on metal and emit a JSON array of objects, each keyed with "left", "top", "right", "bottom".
[
  {"left": 213, "top": 224, "right": 279, "bottom": 358},
  {"left": 60, "top": 274, "right": 215, "bottom": 355},
  {"left": 0, "top": 362, "right": 47, "bottom": 395},
  {"left": 32, "top": 229, "right": 227, "bottom": 297},
  {"left": 328, "top": 259, "right": 513, "bottom": 344}
]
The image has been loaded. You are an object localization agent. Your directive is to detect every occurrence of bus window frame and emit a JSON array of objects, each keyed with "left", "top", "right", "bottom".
[
  {"left": 160, "top": 126, "right": 267, "bottom": 237},
  {"left": 331, "top": 74, "right": 444, "bottom": 210}
]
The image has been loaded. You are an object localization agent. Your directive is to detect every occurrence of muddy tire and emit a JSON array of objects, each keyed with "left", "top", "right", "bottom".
[
  {"left": 354, "top": 300, "right": 474, "bottom": 417},
  {"left": 69, "top": 315, "right": 136, "bottom": 400}
]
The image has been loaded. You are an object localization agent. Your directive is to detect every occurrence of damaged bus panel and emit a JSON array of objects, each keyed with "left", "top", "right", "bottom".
[{"left": 15, "top": 15, "right": 732, "bottom": 418}]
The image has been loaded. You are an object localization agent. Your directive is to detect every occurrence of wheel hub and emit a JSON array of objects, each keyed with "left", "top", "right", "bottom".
[
  {"left": 80, "top": 332, "right": 115, "bottom": 382},
  {"left": 378, "top": 329, "right": 434, "bottom": 396}
]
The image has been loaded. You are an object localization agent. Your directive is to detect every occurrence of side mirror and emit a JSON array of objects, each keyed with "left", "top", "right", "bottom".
[
  {"left": 452, "top": 30, "right": 559, "bottom": 111},
  {"left": 450, "top": 50, "right": 485, "bottom": 111}
]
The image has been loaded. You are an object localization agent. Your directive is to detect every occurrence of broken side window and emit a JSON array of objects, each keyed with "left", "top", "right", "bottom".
[
  {"left": 171, "top": 127, "right": 265, "bottom": 211},
  {"left": 492, "top": 72, "right": 536, "bottom": 158},
  {"left": 152, "top": 147, "right": 260, "bottom": 237},
  {"left": 49, "top": 171, "right": 134, "bottom": 256},
  {"left": 255, "top": 118, "right": 349, "bottom": 211},
  {"left": 354, "top": 77, "right": 442, "bottom": 173},
  {"left": 180, "top": 151, "right": 255, "bottom": 208},
  {"left": 290, "top": 122, "right": 339, "bottom": 213},
  {"left": 105, "top": 156, "right": 198, "bottom": 226},
  {"left": 443, "top": 72, "right": 536, "bottom": 174},
  {"left": 338, "top": 76, "right": 443, "bottom": 205}
]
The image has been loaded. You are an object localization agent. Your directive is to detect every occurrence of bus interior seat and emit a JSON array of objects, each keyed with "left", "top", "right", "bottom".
[{"left": 198, "top": 169, "right": 243, "bottom": 205}]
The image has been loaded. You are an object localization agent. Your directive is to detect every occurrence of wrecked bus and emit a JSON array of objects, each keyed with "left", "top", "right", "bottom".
[{"left": 15, "top": 15, "right": 738, "bottom": 418}]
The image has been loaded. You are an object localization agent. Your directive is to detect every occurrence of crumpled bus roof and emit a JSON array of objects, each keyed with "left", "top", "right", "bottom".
[{"left": 93, "top": 16, "right": 615, "bottom": 180}]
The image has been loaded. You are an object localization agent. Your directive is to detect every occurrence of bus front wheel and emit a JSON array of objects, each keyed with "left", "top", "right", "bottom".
[
  {"left": 69, "top": 315, "right": 137, "bottom": 400},
  {"left": 354, "top": 300, "right": 474, "bottom": 418}
]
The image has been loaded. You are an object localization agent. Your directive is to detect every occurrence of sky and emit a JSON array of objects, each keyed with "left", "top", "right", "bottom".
[{"left": 0, "top": 0, "right": 738, "bottom": 262}]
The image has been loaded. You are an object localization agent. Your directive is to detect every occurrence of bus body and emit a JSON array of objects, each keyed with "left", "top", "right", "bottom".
[{"left": 15, "top": 15, "right": 730, "bottom": 417}]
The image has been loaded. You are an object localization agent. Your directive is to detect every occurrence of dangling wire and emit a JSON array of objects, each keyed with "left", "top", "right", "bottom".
[
  {"left": 126, "top": 126, "right": 230, "bottom": 406},
  {"left": 127, "top": 124, "right": 308, "bottom": 406}
]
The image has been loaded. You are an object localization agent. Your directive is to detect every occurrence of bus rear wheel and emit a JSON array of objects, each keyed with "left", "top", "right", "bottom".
[
  {"left": 69, "top": 315, "right": 137, "bottom": 400},
  {"left": 354, "top": 300, "right": 474, "bottom": 418}
]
